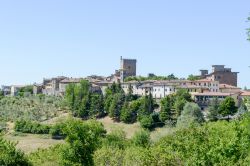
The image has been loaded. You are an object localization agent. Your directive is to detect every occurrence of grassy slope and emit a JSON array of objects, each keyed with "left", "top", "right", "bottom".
[{"left": 4, "top": 133, "right": 64, "bottom": 154}]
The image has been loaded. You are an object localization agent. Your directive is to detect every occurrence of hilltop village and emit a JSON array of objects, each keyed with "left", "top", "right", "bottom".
[{"left": 1, "top": 56, "right": 249, "bottom": 110}]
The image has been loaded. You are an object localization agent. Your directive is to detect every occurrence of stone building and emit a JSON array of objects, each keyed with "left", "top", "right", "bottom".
[
  {"left": 122, "top": 79, "right": 220, "bottom": 99},
  {"left": 120, "top": 56, "right": 137, "bottom": 82},
  {"left": 199, "top": 65, "right": 239, "bottom": 87}
]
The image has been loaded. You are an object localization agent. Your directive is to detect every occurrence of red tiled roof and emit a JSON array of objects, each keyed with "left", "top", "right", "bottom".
[
  {"left": 219, "top": 84, "right": 241, "bottom": 89},
  {"left": 193, "top": 92, "right": 232, "bottom": 97},
  {"left": 241, "top": 91, "right": 250, "bottom": 96}
]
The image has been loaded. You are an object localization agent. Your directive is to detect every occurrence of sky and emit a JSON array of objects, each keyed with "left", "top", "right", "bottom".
[{"left": 0, "top": 0, "right": 249, "bottom": 88}]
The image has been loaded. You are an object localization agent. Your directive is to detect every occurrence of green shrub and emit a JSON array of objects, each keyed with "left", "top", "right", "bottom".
[
  {"left": 59, "top": 119, "right": 106, "bottom": 166},
  {"left": 131, "top": 129, "right": 151, "bottom": 148},
  {"left": 49, "top": 122, "right": 66, "bottom": 139},
  {"left": 139, "top": 115, "right": 154, "bottom": 129},
  {"left": 102, "top": 129, "right": 127, "bottom": 149},
  {"left": 0, "top": 136, "right": 30, "bottom": 165},
  {"left": 15, "top": 119, "right": 50, "bottom": 134}
]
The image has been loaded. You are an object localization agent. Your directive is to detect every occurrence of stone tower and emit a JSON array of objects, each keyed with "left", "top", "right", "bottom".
[
  {"left": 120, "top": 56, "right": 137, "bottom": 82},
  {"left": 200, "top": 65, "right": 239, "bottom": 87}
]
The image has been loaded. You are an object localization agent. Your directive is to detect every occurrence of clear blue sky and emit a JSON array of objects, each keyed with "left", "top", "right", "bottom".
[{"left": 0, "top": 0, "right": 249, "bottom": 88}]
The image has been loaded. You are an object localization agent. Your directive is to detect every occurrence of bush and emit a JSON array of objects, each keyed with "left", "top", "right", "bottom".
[
  {"left": 49, "top": 122, "right": 66, "bottom": 139},
  {"left": 15, "top": 119, "right": 50, "bottom": 134},
  {"left": 0, "top": 136, "right": 30, "bottom": 165},
  {"left": 102, "top": 129, "right": 127, "bottom": 149},
  {"left": 139, "top": 115, "right": 154, "bottom": 130},
  {"left": 131, "top": 129, "right": 151, "bottom": 148}
]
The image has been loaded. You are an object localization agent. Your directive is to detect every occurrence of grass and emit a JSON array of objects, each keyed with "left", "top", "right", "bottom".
[
  {"left": 97, "top": 117, "right": 141, "bottom": 138},
  {"left": 97, "top": 116, "right": 175, "bottom": 140},
  {"left": 4, "top": 133, "right": 64, "bottom": 154}
]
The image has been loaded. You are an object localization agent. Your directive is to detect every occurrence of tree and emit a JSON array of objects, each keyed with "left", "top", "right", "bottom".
[
  {"left": 126, "top": 84, "right": 134, "bottom": 101},
  {"left": 219, "top": 97, "right": 237, "bottom": 120},
  {"left": 245, "top": 97, "right": 250, "bottom": 112},
  {"left": 60, "top": 119, "right": 106, "bottom": 166},
  {"left": 108, "top": 93, "right": 125, "bottom": 121},
  {"left": 65, "top": 83, "right": 76, "bottom": 110},
  {"left": 177, "top": 102, "right": 204, "bottom": 128},
  {"left": 187, "top": 74, "right": 200, "bottom": 81},
  {"left": 167, "top": 74, "right": 178, "bottom": 80},
  {"left": 90, "top": 94, "right": 104, "bottom": 118},
  {"left": 138, "top": 93, "right": 154, "bottom": 118},
  {"left": 207, "top": 97, "right": 220, "bottom": 122},
  {"left": 160, "top": 96, "right": 173, "bottom": 122},
  {"left": 174, "top": 89, "right": 192, "bottom": 116}
]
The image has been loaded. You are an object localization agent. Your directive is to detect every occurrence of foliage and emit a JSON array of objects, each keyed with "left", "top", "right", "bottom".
[
  {"left": 0, "top": 90, "right": 3, "bottom": 100},
  {"left": 176, "top": 102, "right": 204, "bottom": 129},
  {"left": 108, "top": 93, "right": 125, "bottom": 121},
  {"left": 104, "top": 83, "right": 125, "bottom": 121},
  {"left": 18, "top": 85, "right": 33, "bottom": 97},
  {"left": 187, "top": 74, "right": 200, "bottom": 81},
  {"left": 0, "top": 135, "right": 30, "bottom": 166},
  {"left": 102, "top": 129, "right": 127, "bottom": 149},
  {"left": 138, "top": 94, "right": 154, "bottom": 118},
  {"left": 14, "top": 119, "right": 51, "bottom": 134},
  {"left": 65, "top": 80, "right": 106, "bottom": 119},
  {"left": 160, "top": 96, "right": 173, "bottom": 122},
  {"left": 244, "top": 97, "right": 250, "bottom": 112},
  {"left": 0, "top": 96, "right": 64, "bottom": 122},
  {"left": 90, "top": 94, "right": 105, "bottom": 118},
  {"left": 49, "top": 122, "right": 67, "bottom": 139},
  {"left": 59, "top": 119, "right": 106, "bottom": 166},
  {"left": 219, "top": 97, "right": 238, "bottom": 118},
  {"left": 173, "top": 89, "right": 192, "bottom": 116},
  {"left": 120, "top": 100, "right": 140, "bottom": 123},
  {"left": 124, "top": 74, "right": 178, "bottom": 82},
  {"left": 207, "top": 97, "right": 220, "bottom": 122},
  {"left": 139, "top": 115, "right": 154, "bottom": 129},
  {"left": 131, "top": 129, "right": 151, "bottom": 148},
  {"left": 28, "top": 145, "right": 61, "bottom": 166},
  {"left": 153, "top": 115, "right": 250, "bottom": 165}
]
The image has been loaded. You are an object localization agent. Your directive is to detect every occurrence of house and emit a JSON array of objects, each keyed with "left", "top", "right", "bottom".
[
  {"left": 219, "top": 84, "right": 242, "bottom": 93},
  {"left": 1, "top": 85, "right": 11, "bottom": 96},
  {"left": 193, "top": 92, "right": 240, "bottom": 110},
  {"left": 10, "top": 85, "right": 25, "bottom": 96},
  {"left": 199, "top": 65, "right": 239, "bottom": 87}
]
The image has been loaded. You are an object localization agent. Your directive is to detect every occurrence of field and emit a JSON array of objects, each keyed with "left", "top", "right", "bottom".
[{"left": 4, "top": 133, "right": 64, "bottom": 154}]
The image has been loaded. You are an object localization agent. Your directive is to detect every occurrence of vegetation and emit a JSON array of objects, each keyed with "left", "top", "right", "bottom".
[
  {"left": 207, "top": 97, "right": 220, "bottom": 121},
  {"left": 187, "top": 74, "right": 200, "bottom": 81},
  {"left": 15, "top": 119, "right": 51, "bottom": 134},
  {"left": 0, "top": 96, "right": 64, "bottom": 122},
  {"left": 18, "top": 85, "right": 34, "bottom": 97},
  {"left": 124, "top": 74, "right": 178, "bottom": 82},
  {"left": 59, "top": 119, "right": 106, "bottom": 166},
  {"left": 176, "top": 102, "right": 204, "bottom": 128},
  {"left": 219, "top": 97, "right": 237, "bottom": 119},
  {"left": 0, "top": 135, "right": 30, "bottom": 165}
]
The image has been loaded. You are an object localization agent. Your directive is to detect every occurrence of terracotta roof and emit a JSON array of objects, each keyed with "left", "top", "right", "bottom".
[
  {"left": 193, "top": 92, "right": 232, "bottom": 97},
  {"left": 240, "top": 91, "right": 250, "bottom": 96},
  {"left": 219, "top": 84, "right": 241, "bottom": 89},
  {"left": 194, "top": 79, "right": 215, "bottom": 82}
]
